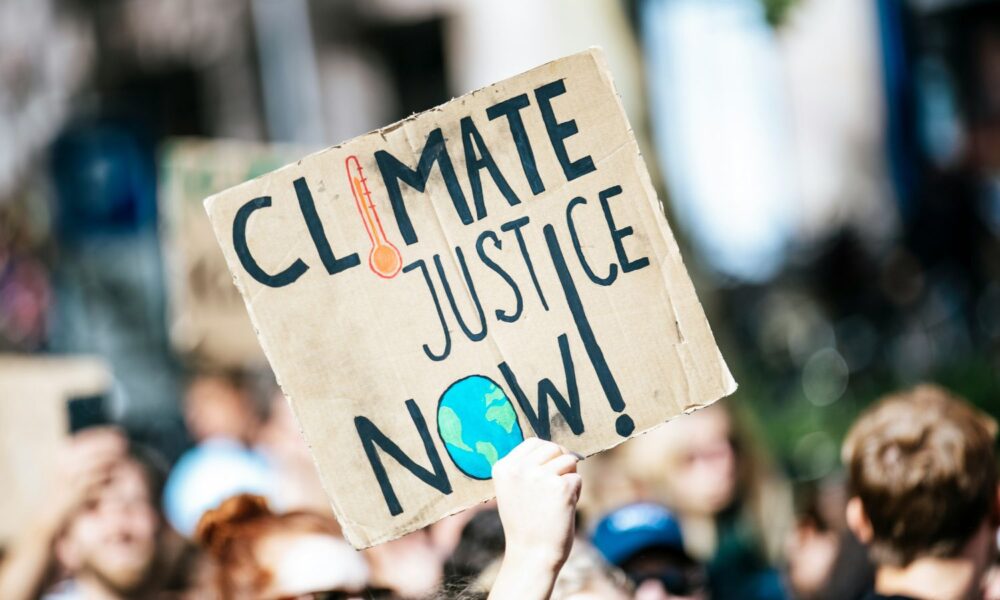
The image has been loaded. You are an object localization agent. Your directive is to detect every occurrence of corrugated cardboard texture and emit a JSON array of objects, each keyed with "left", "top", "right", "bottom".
[{"left": 205, "top": 48, "right": 736, "bottom": 548}]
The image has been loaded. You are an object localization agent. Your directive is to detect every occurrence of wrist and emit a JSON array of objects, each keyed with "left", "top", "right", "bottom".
[
  {"left": 501, "top": 542, "right": 567, "bottom": 573},
  {"left": 489, "top": 546, "right": 565, "bottom": 600}
]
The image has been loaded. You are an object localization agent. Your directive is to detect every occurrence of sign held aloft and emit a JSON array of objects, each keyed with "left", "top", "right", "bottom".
[{"left": 205, "top": 48, "right": 736, "bottom": 548}]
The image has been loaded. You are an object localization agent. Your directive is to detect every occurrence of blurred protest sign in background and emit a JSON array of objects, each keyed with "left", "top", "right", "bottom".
[{"left": 0, "top": 355, "right": 109, "bottom": 542}]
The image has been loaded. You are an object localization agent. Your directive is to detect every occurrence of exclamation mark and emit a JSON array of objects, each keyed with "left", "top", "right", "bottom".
[{"left": 543, "top": 223, "right": 635, "bottom": 437}]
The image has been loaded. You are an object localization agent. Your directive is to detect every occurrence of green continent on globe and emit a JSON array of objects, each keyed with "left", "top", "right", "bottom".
[
  {"left": 485, "top": 403, "right": 517, "bottom": 434},
  {"left": 484, "top": 386, "right": 506, "bottom": 406},
  {"left": 438, "top": 405, "right": 472, "bottom": 451},
  {"left": 475, "top": 441, "right": 499, "bottom": 466}
]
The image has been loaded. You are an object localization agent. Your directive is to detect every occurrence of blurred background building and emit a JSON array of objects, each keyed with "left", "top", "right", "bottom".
[{"left": 1, "top": 0, "right": 999, "bottom": 485}]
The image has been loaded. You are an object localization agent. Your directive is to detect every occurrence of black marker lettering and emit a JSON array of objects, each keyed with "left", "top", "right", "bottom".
[
  {"left": 434, "top": 249, "right": 487, "bottom": 342},
  {"left": 535, "top": 80, "right": 596, "bottom": 182},
  {"left": 293, "top": 177, "right": 361, "bottom": 275},
  {"left": 599, "top": 185, "right": 650, "bottom": 274},
  {"left": 566, "top": 196, "right": 617, "bottom": 286},
  {"left": 476, "top": 230, "right": 524, "bottom": 323},
  {"left": 403, "top": 260, "right": 451, "bottom": 361},
  {"left": 500, "top": 216, "right": 549, "bottom": 311},
  {"left": 498, "top": 333, "right": 583, "bottom": 440},
  {"left": 355, "top": 399, "right": 452, "bottom": 516},
  {"left": 461, "top": 116, "right": 521, "bottom": 218},
  {"left": 375, "top": 128, "right": 471, "bottom": 245},
  {"left": 486, "top": 94, "right": 545, "bottom": 195},
  {"left": 232, "top": 196, "right": 308, "bottom": 288},
  {"left": 544, "top": 224, "right": 634, "bottom": 437}
]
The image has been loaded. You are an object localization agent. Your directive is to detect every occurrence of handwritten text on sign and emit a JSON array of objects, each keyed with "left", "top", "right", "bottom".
[{"left": 206, "top": 49, "right": 735, "bottom": 548}]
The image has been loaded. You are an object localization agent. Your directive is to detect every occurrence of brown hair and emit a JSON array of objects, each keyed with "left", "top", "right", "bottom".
[
  {"left": 842, "top": 384, "right": 998, "bottom": 566},
  {"left": 193, "top": 494, "right": 341, "bottom": 599}
]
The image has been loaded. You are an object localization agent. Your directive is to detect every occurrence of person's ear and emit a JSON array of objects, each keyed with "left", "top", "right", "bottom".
[{"left": 846, "top": 496, "right": 873, "bottom": 544}]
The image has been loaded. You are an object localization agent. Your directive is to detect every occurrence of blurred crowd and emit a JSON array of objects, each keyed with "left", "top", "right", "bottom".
[
  {"left": 3, "top": 0, "right": 1000, "bottom": 599},
  {"left": 2, "top": 379, "right": 1000, "bottom": 600}
]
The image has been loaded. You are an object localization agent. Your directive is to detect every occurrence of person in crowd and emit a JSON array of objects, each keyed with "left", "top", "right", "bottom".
[
  {"left": 193, "top": 493, "right": 376, "bottom": 599},
  {"left": 0, "top": 427, "right": 193, "bottom": 600},
  {"left": 591, "top": 502, "right": 707, "bottom": 600},
  {"left": 614, "top": 401, "right": 792, "bottom": 600},
  {"left": 175, "top": 372, "right": 445, "bottom": 598},
  {"left": 435, "top": 438, "right": 630, "bottom": 600},
  {"left": 254, "top": 388, "right": 332, "bottom": 517},
  {"left": 549, "top": 543, "right": 632, "bottom": 600},
  {"left": 430, "top": 504, "right": 497, "bottom": 569},
  {"left": 842, "top": 384, "right": 1000, "bottom": 600},
  {"left": 442, "top": 509, "right": 506, "bottom": 589},
  {"left": 182, "top": 372, "right": 263, "bottom": 446},
  {"left": 257, "top": 381, "right": 446, "bottom": 597},
  {"left": 163, "top": 371, "right": 276, "bottom": 536},
  {"left": 784, "top": 479, "right": 874, "bottom": 600},
  {"left": 364, "top": 527, "right": 444, "bottom": 599}
]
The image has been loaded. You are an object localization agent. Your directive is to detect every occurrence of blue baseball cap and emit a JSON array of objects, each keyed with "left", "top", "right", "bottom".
[{"left": 591, "top": 502, "right": 687, "bottom": 566}]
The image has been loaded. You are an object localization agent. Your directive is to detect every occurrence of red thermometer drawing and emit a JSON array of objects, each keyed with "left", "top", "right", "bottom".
[{"left": 346, "top": 155, "right": 402, "bottom": 278}]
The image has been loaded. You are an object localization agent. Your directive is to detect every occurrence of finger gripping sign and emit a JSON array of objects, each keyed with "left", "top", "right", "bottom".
[{"left": 205, "top": 48, "right": 737, "bottom": 548}]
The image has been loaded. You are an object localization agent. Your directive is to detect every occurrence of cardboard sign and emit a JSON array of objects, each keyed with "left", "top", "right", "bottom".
[
  {"left": 205, "top": 49, "right": 736, "bottom": 548},
  {"left": 160, "top": 139, "right": 307, "bottom": 368},
  {"left": 0, "top": 355, "right": 109, "bottom": 542}
]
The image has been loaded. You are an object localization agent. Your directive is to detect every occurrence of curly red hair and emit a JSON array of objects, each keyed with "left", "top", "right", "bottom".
[{"left": 194, "top": 494, "right": 341, "bottom": 599}]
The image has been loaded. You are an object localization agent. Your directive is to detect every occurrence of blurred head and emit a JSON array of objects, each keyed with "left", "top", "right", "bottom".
[
  {"left": 619, "top": 401, "right": 792, "bottom": 564},
  {"left": 256, "top": 390, "right": 308, "bottom": 458},
  {"left": 444, "top": 508, "right": 505, "bottom": 587},
  {"left": 195, "top": 494, "right": 368, "bottom": 599},
  {"left": 184, "top": 372, "right": 262, "bottom": 445},
  {"left": 592, "top": 503, "right": 706, "bottom": 600},
  {"left": 551, "top": 543, "right": 631, "bottom": 600},
  {"left": 364, "top": 529, "right": 443, "bottom": 599},
  {"left": 623, "top": 405, "right": 737, "bottom": 517},
  {"left": 785, "top": 511, "right": 875, "bottom": 600},
  {"left": 56, "top": 453, "right": 163, "bottom": 596},
  {"left": 254, "top": 390, "right": 332, "bottom": 517},
  {"left": 842, "top": 384, "right": 999, "bottom": 568},
  {"left": 431, "top": 503, "right": 493, "bottom": 561}
]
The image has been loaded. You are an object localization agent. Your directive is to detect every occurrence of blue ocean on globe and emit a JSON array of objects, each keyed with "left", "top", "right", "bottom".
[{"left": 436, "top": 375, "right": 525, "bottom": 479}]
